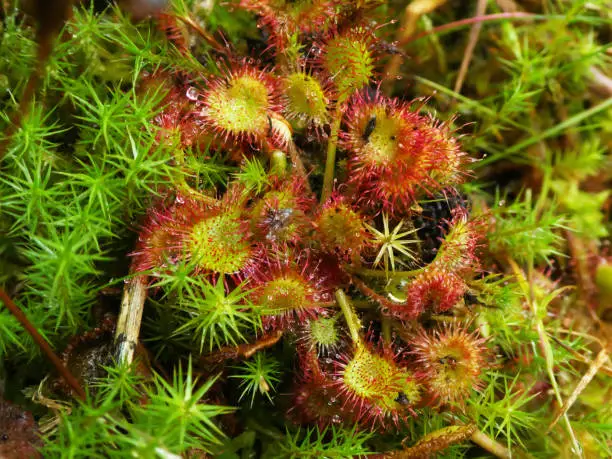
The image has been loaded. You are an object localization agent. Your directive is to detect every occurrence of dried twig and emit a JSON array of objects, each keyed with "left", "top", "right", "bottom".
[
  {"left": 508, "top": 259, "right": 583, "bottom": 458},
  {"left": 114, "top": 275, "right": 148, "bottom": 365},
  {"left": 200, "top": 330, "right": 284, "bottom": 365},
  {"left": 470, "top": 429, "right": 511, "bottom": 459},
  {"left": 453, "top": 0, "right": 488, "bottom": 95},
  {"left": 590, "top": 67, "right": 612, "bottom": 96},
  {"left": 549, "top": 335, "right": 612, "bottom": 376},
  {"left": 547, "top": 348, "right": 610, "bottom": 432},
  {"left": 399, "top": 12, "right": 535, "bottom": 46}
]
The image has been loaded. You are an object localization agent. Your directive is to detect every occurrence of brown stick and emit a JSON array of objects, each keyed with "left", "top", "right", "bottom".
[
  {"left": 114, "top": 275, "right": 148, "bottom": 365},
  {"left": 399, "top": 12, "right": 535, "bottom": 46},
  {"left": 470, "top": 429, "right": 511, "bottom": 459},
  {"left": 200, "top": 330, "right": 284, "bottom": 365},
  {"left": 0, "top": 287, "right": 86, "bottom": 400},
  {"left": 453, "top": 0, "right": 488, "bottom": 95},
  {"left": 547, "top": 348, "right": 610, "bottom": 432}
]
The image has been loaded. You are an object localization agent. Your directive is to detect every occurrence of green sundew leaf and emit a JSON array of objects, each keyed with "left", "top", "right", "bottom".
[{"left": 230, "top": 353, "right": 281, "bottom": 407}]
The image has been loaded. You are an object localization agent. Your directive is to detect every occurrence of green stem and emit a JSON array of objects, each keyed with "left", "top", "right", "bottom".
[
  {"left": 351, "top": 299, "right": 379, "bottom": 309},
  {"left": 321, "top": 105, "right": 343, "bottom": 203},
  {"left": 470, "top": 429, "right": 511, "bottom": 459},
  {"left": 381, "top": 317, "right": 392, "bottom": 343},
  {"left": 269, "top": 150, "right": 288, "bottom": 176},
  {"left": 335, "top": 289, "right": 361, "bottom": 345}
]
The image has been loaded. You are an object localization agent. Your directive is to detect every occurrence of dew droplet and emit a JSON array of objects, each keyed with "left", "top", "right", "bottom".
[{"left": 186, "top": 87, "right": 198, "bottom": 101}]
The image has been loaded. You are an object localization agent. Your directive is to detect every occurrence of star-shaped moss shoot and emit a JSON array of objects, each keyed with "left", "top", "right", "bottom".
[
  {"left": 249, "top": 250, "right": 332, "bottom": 330},
  {"left": 343, "top": 91, "right": 466, "bottom": 216},
  {"left": 203, "top": 61, "right": 280, "bottom": 146},
  {"left": 411, "top": 324, "right": 489, "bottom": 405}
]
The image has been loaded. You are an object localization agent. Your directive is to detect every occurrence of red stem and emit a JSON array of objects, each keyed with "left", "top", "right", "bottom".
[
  {"left": 349, "top": 273, "right": 396, "bottom": 309},
  {"left": 0, "top": 287, "right": 87, "bottom": 400},
  {"left": 399, "top": 12, "right": 535, "bottom": 46}
]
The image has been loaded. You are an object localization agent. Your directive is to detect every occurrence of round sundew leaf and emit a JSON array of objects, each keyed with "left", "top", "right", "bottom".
[
  {"left": 411, "top": 325, "right": 488, "bottom": 404},
  {"left": 317, "top": 200, "right": 367, "bottom": 257},
  {"left": 308, "top": 316, "right": 340, "bottom": 349},
  {"left": 204, "top": 68, "right": 277, "bottom": 143},
  {"left": 189, "top": 213, "right": 252, "bottom": 273},
  {"left": 283, "top": 72, "right": 329, "bottom": 126},
  {"left": 342, "top": 345, "right": 420, "bottom": 415},
  {"left": 258, "top": 274, "right": 309, "bottom": 314}
]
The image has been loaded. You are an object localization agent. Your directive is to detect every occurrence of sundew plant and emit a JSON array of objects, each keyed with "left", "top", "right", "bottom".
[{"left": 0, "top": 0, "right": 611, "bottom": 457}]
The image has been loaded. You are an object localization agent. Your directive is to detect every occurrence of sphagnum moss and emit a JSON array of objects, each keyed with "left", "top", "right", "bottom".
[{"left": 0, "top": 1, "right": 610, "bottom": 458}]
